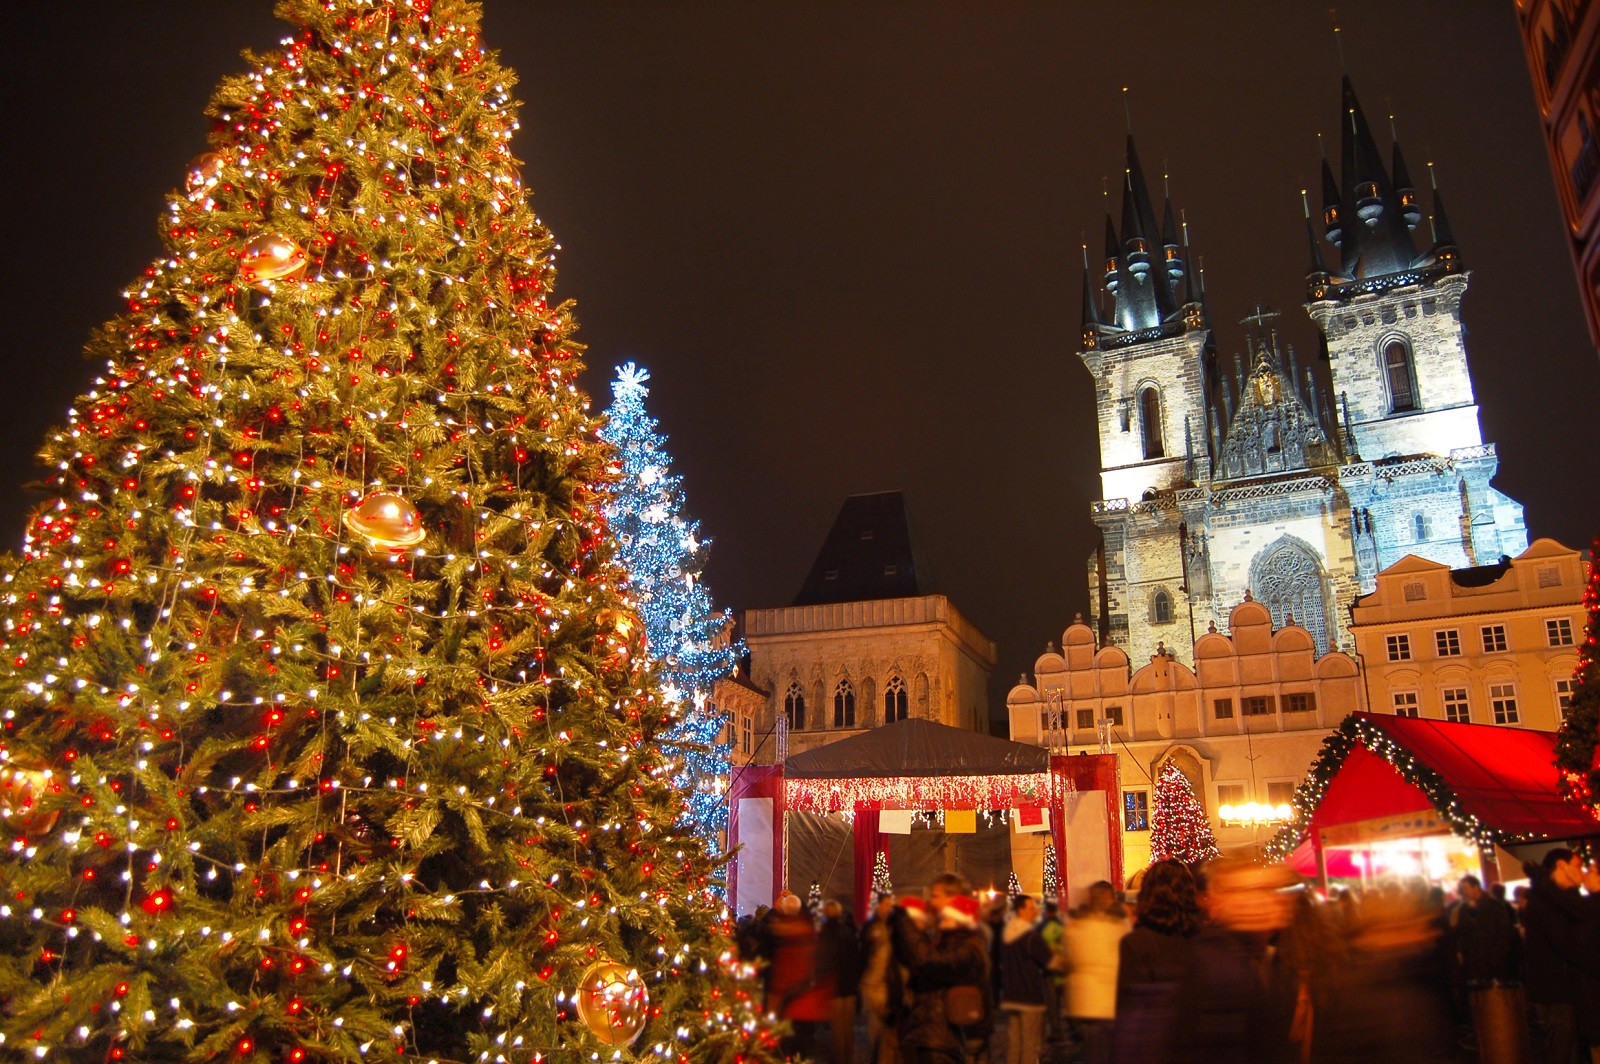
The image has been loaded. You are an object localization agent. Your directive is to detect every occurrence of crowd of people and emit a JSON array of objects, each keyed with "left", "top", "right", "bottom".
[{"left": 733, "top": 846, "right": 1600, "bottom": 1064}]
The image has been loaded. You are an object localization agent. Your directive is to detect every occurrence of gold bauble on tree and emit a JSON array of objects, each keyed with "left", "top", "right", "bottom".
[
  {"left": 574, "top": 961, "right": 649, "bottom": 1046},
  {"left": 238, "top": 232, "right": 308, "bottom": 285},
  {"left": 342, "top": 490, "right": 426, "bottom": 552},
  {"left": 185, "top": 151, "right": 225, "bottom": 196},
  {"left": 0, "top": 763, "right": 59, "bottom": 836}
]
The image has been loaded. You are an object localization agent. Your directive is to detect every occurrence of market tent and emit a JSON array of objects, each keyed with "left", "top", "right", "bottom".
[
  {"left": 1270, "top": 713, "right": 1600, "bottom": 881},
  {"left": 784, "top": 717, "right": 1049, "bottom": 781}
]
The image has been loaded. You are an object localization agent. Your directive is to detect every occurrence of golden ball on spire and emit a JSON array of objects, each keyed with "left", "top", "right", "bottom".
[{"left": 342, "top": 491, "right": 426, "bottom": 552}]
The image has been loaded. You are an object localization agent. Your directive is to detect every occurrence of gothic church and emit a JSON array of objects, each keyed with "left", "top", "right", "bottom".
[{"left": 1082, "top": 77, "right": 1528, "bottom": 667}]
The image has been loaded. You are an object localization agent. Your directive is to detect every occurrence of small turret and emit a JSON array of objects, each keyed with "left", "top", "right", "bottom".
[
  {"left": 1303, "top": 190, "right": 1329, "bottom": 280},
  {"left": 1103, "top": 215, "right": 1121, "bottom": 295},
  {"left": 1081, "top": 250, "right": 1101, "bottom": 349},
  {"left": 1161, "top": 197, "right": 1184, "bottom": 284},
  {"left": 1392, "top": 141, "right": 1422, "bottom": 231},
  {"left": 1321, "top": 158, "right": 1344, "bottom": 248},
  {"left": 1121, "top": 172, "right": 1151, "bottom": 280}
]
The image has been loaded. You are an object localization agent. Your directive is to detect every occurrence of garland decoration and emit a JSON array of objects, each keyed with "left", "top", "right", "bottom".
[{"left": 1553, "top": 535, "right": 1599, "bottom": 814}]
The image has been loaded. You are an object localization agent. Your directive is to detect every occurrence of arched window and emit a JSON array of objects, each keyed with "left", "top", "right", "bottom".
[
  {"left": 1413, "top": 513, "right": 1431, "bottom": 542},
  {"left": 833, "top": 680, "right": 856, "bottom": 728},
  {"left": 1139, "top": 386, "right": 1164, "bottom": 459},
  {"left": 1383, "top": 340, "right": 1417, "bottom": 412},
  {"left": 1250, "top": 537, "right": 1333, "bottom": 654},
  {"left": 884, "top": 675, "right": 909, "bottom": 722},
  {"left": 1152, "top": 589, "right": 1173, "bottom": 625},
  {"left": 784, "top": 682, "right": 806, "bottom": 731}
]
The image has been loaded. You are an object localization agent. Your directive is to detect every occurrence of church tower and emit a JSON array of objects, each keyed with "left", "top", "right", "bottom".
[
  {"left": 1307, "top": 77, "right": 1527, "bottom": 582},
  {"left": 1080, "top": 136, "right": 1215, "bottom": 662}
]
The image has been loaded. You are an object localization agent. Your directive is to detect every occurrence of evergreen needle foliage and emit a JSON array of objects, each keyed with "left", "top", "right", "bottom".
[
  {"left": 1554, "top": 534, "right": 1600, "bottom": 814},
  {"left": 0, "top": 3, "right": 777, "bottom": 1063},
  {"left": 599, "top": 364, "right": 741, "bottom": 847}
]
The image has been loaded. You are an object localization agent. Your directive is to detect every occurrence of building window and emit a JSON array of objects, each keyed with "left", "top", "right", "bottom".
[
  {"left": 1556, "top": 678, "right": 1576, "bottom": 720},
  {"left": 1386, "top": 633, "right": 1412, "bottom": 662},
  {"left": 1139, "top": 386, "right": 1164, "bottom": 459},
  {"left": 1490, "top": 683, "right": 1519, "bottom": 725},
  {"left": 1383, "top": 339, "right": 1418, "bottom": 412},
  {"left": 1242, "top": 695, "right": 1274, "bottom": 716},
  {"left": 1106, "top": 706, "right": 1124, "bottom": 727},
  {"left": 1213, "top": 698, "right": 1235, "bottom": 720},
  {"left": 1393, "top": 691, "right": 1420, "bottom": 718},
  {"left": 1123, "top": 790, "right": 1151, "bottom": 832},
  {"left": 1404, "top": 579, "right": 1427, "bottom": 601},
  {"left": 784, "top": 683, "right": 806, "bottom": 730},
  {"left": 1283, "top": 692, "right": 1315, "bottom": 713},
  {"left": 1481, "top": 625, "right": 1508, "bottom": 653},
  {"left": 1152, "top": 589, "right": 1173, "bottom": 625},
  {"left": 833, "top": 680, "right": 856, "bottom": 728},
  {"left": 1435, "top": 629, "right": 1461, "bottom": 657},
  {"left": 1251, "top": 537, "right": 1333, "bottom": 654},
  {"left": 1442, "top": 687, "right": 1470, "bottom": 724},
  {"left": 1411, "top": 514, "right": 1430, "bottom": 542},
  {"left": 1076, "top": 708, "right": 1095, "bottom": 730},
  {"left": 1266, "top": 781, "right": 1296, "bottom": 807},
  {"left": 1547, "top": 618, "right": 1574, "bottom": 646},
  {"left": 884, "top": 675, "right": 909, "bottom": 722},
  {"left": 1216, "top": 783, "right": 1246, "bottom": 809},
  {"left": 740, "top": 714, "right": 754, "bottom": 755}
]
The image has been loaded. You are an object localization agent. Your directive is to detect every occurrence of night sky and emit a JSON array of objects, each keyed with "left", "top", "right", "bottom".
[{"left": 3, "top": 3, "right": 1596, "bottom": 728}]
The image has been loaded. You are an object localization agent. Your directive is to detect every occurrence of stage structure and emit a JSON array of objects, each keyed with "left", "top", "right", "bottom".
[{"left": 728, "top": 718, "right": 1121, "bottom": 917}]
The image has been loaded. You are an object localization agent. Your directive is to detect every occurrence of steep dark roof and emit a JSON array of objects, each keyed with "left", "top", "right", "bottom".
[
  {"left": 792, "top": 491, "right": 933, "bottom": 606},
  {"left": 783, "top": 717, "right": 1048, "bottom": 779}
]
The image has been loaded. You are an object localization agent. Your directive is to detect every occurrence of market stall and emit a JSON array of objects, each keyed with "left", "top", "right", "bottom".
[
  {"left": 1266, "top": 713, "right": 1600, "bottom": 888},
  {"left": 728, "top": 718, "right": 1121, "bottom": 917}
]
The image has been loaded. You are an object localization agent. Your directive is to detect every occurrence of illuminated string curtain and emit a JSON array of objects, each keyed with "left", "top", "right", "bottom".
[{"left": 785, "top": 773, "right": 1062, "bottom": 814}]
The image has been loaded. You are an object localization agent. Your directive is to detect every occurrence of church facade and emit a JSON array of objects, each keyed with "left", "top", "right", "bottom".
[{"left": 1082, "top": 77, "right": 1528, "bottom": 669}]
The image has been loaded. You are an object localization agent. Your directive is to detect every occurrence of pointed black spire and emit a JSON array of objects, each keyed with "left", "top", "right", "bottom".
[
  {"left": 1081, "top": 259, "right": 1100, "bottom": 343},
  {"left": 1336, "top": 76, "right": 1419, "bottom": 278},
  {"left": 1321, "top": 158, "right": 1344, "bottom": 249},
  {"left": 1303, "top": 190, "right": 1328, "bottom": 278},
  {"left": 1431, "top": 185, "right": 1458, "bottom": 254},
  {"left": 1102, "top": 214, "right": 1121, "bottom": 296}
]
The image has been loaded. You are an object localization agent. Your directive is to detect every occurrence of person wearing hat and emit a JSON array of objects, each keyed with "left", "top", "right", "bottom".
[{"left": 891, "top": 874, "right": 994, "bottom": 1064}]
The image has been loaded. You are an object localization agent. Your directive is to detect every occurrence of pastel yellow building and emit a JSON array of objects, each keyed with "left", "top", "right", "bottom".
[{"left": 1348, "top": 537, "right": 1588, "bottom": 733}]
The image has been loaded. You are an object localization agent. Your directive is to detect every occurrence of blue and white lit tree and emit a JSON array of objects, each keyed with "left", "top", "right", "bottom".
[{"left": 601, "top": 363, "right": 743, "bottom": 845}]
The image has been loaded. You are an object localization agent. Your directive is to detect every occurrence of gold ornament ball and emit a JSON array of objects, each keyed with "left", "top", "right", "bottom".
[
  {"left": 239, "top": 233, "right": 308, "bottom": 285},
  {"left": 0, "top": 764, "right": 59, "bottom": 836},
  {"left": 574, "top": 961, "right": 649, "bottom": 1047},
  {"left": 185, "top": 152, "right": 225, "bottom": 196},
  {"left": 343, "top": 491, "right": 427, "bottom": 551}
]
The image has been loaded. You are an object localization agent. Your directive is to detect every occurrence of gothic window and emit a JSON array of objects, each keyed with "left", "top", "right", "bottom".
[
  {"left": 884, "top": 675, "right": 909, "bottom": 722},
  {"left": 784, "top": 682, "right": 806, "bottom": 731},
  {"left": 1151, "top": 589, "right": 1173, "bottom": 625},
  {"left": 1383, "top": 340, "right": 1418, "bottom": 413},
  {"left": 1249, "top": 537, "right": 1333, "bottom": 653},
  {"left": 1139, "top": 386, "right": 1164, "bottom": 459},
  {"left": 833, "top": 679, "right": 856, "bottom": 728},
  {"left": 1413, "top": 513, "right": 1431, "bottom": 541}
]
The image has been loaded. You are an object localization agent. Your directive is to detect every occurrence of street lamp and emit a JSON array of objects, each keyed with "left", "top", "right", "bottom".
[{"left": 1218, "top": 801, "right": 1292, "bottom": 826}]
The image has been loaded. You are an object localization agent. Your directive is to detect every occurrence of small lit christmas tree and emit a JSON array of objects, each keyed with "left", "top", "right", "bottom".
[
  {"left": 1042, "top": 841, "right": 1060, "bottom": 898},
  {"left": 1150, "top": 763, "right": 1221, "bottom": 866},
  {"left": 871, "top": 850, "right": 892, "bottom": 896},
  {"left": 599, "top": 362, "right": 741, "bottom": 845},
  {"left": 0, "top": 3, "right": 776, "bottom": 1063},
  {"left": 1555, "top": 535, "right": 1600, "bottom": 813},
  {"left": 1006, "top": 871, "right": 1022, "bottom": 900}
]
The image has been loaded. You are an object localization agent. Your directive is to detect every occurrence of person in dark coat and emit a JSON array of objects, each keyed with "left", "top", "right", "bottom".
[
  {"left": 1521, "top": 850, "right": 1600, "bottom": 1064},
  {"left": 998, "top": 894, "right": 1054, "bottom": 1064},
  {"left": 820, "top": 900, "right": 865, "bottom": 1064},
  {"left": 1185, "top": 859, "right": 1300, "bottom": 1064},
  {"left": 1111, "top": 859, "right": 1200, "bottom": 1064},
  {"left": 893, "top": 875, "right": 993, "bottom": 1064},
  {"left": 1452, "top": 874, "right": 1517, "bottom": 984}
]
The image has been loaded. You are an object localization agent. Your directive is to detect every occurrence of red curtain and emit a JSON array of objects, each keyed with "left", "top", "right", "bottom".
[{"left": 852, "top": 807, "right": 883, "bottom": 919}]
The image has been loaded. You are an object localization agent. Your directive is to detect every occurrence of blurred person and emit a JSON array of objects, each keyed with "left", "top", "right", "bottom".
[
  {"left": 1313, "top": 877, "right": 1455, "bottom": 1064},
  {"left": 861, "top": 893, "right": 906, "bottom": 1064},
  {"left": 767, "top": 890, "right": 830, "bottom": 1058},
  {"left": 1452, "top": 874, "right": 1517, "bottom": 984},
  {"left": 984, "top": 893, "right": 1007, "bottom": 998},
  {"left": 1036, "top": 898, "right": 1067, "bottom": 1046},
  {"left": 893, "top": 875, "right": 993, "bottom": 1064},
  {"left": 821, "top": 900, "right": 863, "bottom": 1064},
  {"left": 1521, "top": 849, "right": 1600, "bottom": 1064},
  {"left": 1060, "top": 880, "right": 1129, "bottom": 1064},
  {"left": 1186, "top": 859, "right": 1300, "bottom": 1064},
  {"left": 998, "top": 894, "right": 1053, "bottom": 1064},
  {"left": 1110, "top": 860, "right": 1201, "bottom": 1064}
]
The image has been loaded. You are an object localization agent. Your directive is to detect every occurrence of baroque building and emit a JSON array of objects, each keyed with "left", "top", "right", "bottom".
[
  {"left": 739, "top": 492, "right": 997, "bottom": 763},
  {"left": 1082, "top": 77, "right": 1528, "bottom": 669}
]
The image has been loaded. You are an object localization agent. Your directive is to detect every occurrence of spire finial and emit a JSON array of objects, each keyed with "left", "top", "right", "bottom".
[
  {"left": 1331, "top": 9, "right": 1345, "bottom": 71},
  {"left": 1082, "top": 243, "right": 1090, "bottom": 269},
  {"left": 1316, "top": 131, "right": 1326, "bottom": 160},
  {"left": 1181, "top": 208, "right": 1190, "bottom": 247},
  {"left": 1300, "top": 188, "right": 1310, "bottom": 219},
  {"left": 1122, "top": 85, "right": 1132, "bottom": 133},
  {"left": 1388, "top": 111, "right": 1398, "bottom": 142},
  {"left": 1427, "top": 160, "right": 1438, "bottom": 189}
]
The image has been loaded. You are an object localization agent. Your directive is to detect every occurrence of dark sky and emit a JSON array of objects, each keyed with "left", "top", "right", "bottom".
[{"left": 3, "top": 3, "right": 1596, "bottom": 728}]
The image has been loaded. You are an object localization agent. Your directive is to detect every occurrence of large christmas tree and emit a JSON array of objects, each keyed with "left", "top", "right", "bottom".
[
  {"left": 1554, "top": 534, "right": 1600, "bottom": 815},
  {"left": 1149, "top": 763, "right": 1220, "bottom": 867},
  {"left": 0, "top": 3, "right": 773, "bottom": 1063},
  {"left": 599, "top": 364, "right": 740, "bottom": 846}
]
